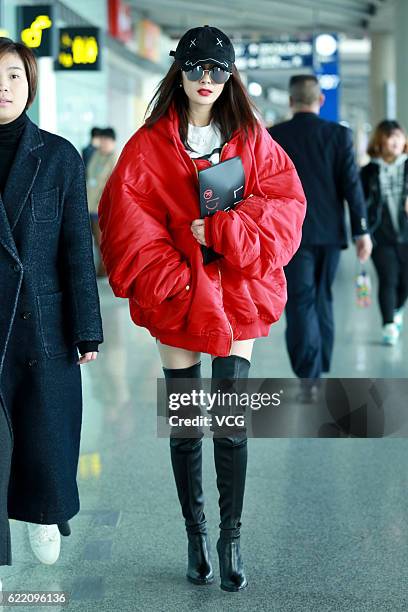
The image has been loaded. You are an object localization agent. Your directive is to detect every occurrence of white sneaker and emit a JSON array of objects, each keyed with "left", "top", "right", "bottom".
[
  {"left": 382, "top": 323, "right": 399, "bottom": 346},
  {"left": 27, "top": 523, "right": 61, "bottom": 565},
  {"left": 394, "top": 308, "right": 404, "bottom": 332}
]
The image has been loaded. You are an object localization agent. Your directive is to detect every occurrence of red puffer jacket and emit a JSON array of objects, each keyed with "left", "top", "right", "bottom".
[{"left": 98, "top": 105, "right": 306, "bottom": 356}]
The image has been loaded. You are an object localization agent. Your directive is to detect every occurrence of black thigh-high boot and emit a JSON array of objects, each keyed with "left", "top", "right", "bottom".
[
  {"left": 163, "top": 362, "right": 214, "bottom": 585},
  {"left": 211, "top": 355, "right": 250, "bottom": 592}
]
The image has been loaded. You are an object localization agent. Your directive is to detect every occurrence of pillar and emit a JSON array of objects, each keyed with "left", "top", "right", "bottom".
[
  {"left": 395, "top": 0, "right": 408, "bottom": 130},
  {"left": 370, "top": 32, "right": 395, "bottom": 127}
]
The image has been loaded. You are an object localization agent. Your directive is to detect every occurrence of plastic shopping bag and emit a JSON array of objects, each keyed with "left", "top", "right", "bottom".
[{"left": 355, "top": 268, "right": 372, "bottom": 308}]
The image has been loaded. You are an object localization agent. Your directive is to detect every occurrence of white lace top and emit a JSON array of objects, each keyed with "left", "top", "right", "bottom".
[{"left": 186, "top": 122, "right": 223, "bottom": 165}]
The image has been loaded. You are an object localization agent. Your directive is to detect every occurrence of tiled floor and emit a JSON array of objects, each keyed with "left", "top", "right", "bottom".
[{"left": 1, "top": 249, "right": 407, "bottom": 612}]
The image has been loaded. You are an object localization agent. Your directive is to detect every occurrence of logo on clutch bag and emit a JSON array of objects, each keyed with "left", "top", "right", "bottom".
[{"left": 204, "top": 188, "right": 220, "bottom": 211}]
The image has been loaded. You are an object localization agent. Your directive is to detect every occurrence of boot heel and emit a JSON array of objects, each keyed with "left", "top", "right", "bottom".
[
  {"left": 217, "top": 538, "right": 248, "bottom": 591},
  {"left": 186, "top": 533, "right": 214, "bottom": 585}
]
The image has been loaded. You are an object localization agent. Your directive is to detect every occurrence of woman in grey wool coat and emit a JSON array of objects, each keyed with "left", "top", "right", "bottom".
[{"left": 0, "top": 37, "right": 103, "bottom": 571}]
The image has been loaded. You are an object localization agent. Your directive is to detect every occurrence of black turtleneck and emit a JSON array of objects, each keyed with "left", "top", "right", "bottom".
[{"left": 0, "top": 111, "right": 28, "bottom": 195}]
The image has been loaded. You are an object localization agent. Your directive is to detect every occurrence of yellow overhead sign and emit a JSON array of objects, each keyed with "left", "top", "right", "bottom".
[
  {"left": 57, "top": 27, "right": 101, "bottom": 71},
  {"left": 17, "top": 4, "right": 54, "bottom": 56},
  {"left": 21, "top": 15, "right": 52, "bottom": 48}
]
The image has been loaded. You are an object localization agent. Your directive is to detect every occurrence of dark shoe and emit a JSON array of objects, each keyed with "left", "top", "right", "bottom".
[
  {"left": 296, "top": 379, "right": 321, "bottom": 404},
  {"left": 296, "top": 386, "right": 319, "bottom": 404},
  {"left": 57, "top": 522, "right": 71, "bottom": 537},
  {"left": 187, "top": 533, "right": 214, "bottom": 585},
  {"left": 217, "top": 537, "right": 248, "bottom": 591}
]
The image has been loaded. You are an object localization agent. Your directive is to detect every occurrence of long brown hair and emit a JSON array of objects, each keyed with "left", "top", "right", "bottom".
[
  {"left": 367, "top": 119, "right": 408, "bottom": 157},
  {"left": 0, "top": 37, "right": 38, "bottom": 108},
  {"left": 145, "top": 62, "right": 260, "bottom": 144}
]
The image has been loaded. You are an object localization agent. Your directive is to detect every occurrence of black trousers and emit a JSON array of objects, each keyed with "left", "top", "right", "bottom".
[
  {"left": 371, "top": 244, "right": 408, "bottom": 325},
  {"left": 284, "top": 245, "right": 341, "bottom": 379},
  {"left": 0, "top": 397, "right": 12, "bottom": 565}
]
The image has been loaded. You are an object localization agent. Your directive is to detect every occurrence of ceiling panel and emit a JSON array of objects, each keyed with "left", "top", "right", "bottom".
[{"left": 128, "top": 0, "right": 395, "bottom": 37}]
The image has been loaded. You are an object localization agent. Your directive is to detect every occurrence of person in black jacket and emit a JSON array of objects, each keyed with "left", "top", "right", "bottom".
[
  {"left": 269, "top": 75, "right": 372, "bottom": 401},
  {"left": 81, "top": 126, "right": 102, "bottom": 170},
  {"left": 0, "top": 38, "right": 103, "bottom": 568},
  {"left": 360, "top": 120, "right": 408, "bottom": 345}
]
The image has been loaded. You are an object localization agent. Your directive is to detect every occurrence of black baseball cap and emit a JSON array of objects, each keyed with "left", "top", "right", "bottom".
[{"left": 170, "top": 25, "right": 235, "bottom": 72}]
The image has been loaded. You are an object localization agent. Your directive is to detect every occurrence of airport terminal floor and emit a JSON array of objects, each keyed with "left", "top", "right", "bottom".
[{"left": 1, "top": 247, "right": 407, "bottom": 612}]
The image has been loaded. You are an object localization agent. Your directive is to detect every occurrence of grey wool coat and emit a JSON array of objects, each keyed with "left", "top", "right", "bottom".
[{"left": 0, "top": 117, "right": 104, "bottom": 527}]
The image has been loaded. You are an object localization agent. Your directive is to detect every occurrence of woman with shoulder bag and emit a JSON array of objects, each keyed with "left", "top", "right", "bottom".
[
  {"left": 99, "top": 25, "right": 305, "bottom": 591},
  {"left": 361, "top": 120, "right": 408, "bottom": 345}
]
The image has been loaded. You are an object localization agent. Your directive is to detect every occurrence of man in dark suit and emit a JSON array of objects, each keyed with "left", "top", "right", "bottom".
[{"left": 269, "top": 75, "right": 372, "bottom": 401}]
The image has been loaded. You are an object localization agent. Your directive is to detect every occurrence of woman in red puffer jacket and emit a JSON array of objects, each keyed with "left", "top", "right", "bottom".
[{"left": 99, "top": 25, "right": 305, "bottom": 593}]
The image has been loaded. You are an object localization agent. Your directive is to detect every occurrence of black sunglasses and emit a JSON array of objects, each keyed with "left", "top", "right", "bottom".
[{"left": 183, "top": 65, "right": 231, "bottom": 84}]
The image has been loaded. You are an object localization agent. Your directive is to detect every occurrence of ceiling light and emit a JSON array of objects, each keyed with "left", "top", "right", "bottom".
[{"left": 248, "top": 82, "right": 263, "bottom": 97}]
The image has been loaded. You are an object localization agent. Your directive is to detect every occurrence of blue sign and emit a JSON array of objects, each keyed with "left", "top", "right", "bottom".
[
  {"left": 235, "top": 40, "right": 313, "bottom": 71},
  {"left": 234, "top": 34, "right": 341, "bottom": 122},
  {"left": 313, "top": 34, "right": 340, "bottom": 122}
]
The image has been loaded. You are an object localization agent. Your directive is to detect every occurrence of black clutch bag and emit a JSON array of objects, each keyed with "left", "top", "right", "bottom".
[{"left": 199, "top": 156, "right": 245, "bottom": 265}]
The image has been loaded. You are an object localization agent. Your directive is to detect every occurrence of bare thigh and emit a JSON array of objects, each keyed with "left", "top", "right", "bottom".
[
  {"left": 157, "top": 338, "right": 255, "bottom": 369},
  {"left": 212, "top": 339, "right": 255, "bottom": 362},
  {"left": 156, "top": 340, "right": 201, "bottom": 369}
]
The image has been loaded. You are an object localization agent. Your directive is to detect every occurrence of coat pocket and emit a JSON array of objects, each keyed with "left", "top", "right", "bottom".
[
  {"left": 251, "top": 270, "right": 287, "bottom": 322},
  {"left": 36, "top": 291, "right": 72, "bottom": 358},
  {"left": 136, "top": 285, "right": 193, "bottom": 333},
  {"left": 31, "top": 188, "right": 59, "bottom": 222}
]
